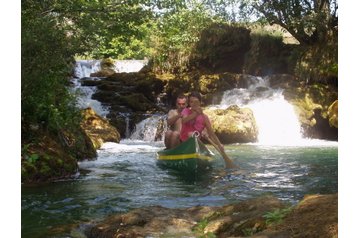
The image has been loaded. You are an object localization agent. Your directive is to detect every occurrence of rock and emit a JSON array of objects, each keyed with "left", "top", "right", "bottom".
[
  {"left": 80, "top": 108, "right": 121, "bottom": 149},
  {"left": 260, "top": 194, "right": 338, "bottom": 238},
  {"left": 89, "top": 58, "right": 116, "bottom": 77},
  {"left": 90, "top": 68, "right": 116, "bottom": 77},
  {"left": 268, "top": 74, "right": 300, "bottom": 89},
  {"left": 204, "top": 216, "right": 232, "bottom": 234},
  {"left": 84, "top": 194, "right": 337, "bottom": 238},
  {"left": 84, "top": 195, "right": 287, "bottom": 238},
  {"left": 21, "top": 133, "right": 80, "bottom": 183},
  {"left": 328, "top": 100, "right": 338, "bottom": 128},
  {"left": 204, "top": 105, "right": 258, "bottom": 143}
]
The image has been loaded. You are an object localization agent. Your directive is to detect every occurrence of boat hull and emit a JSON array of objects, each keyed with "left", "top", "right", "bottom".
[{"left": 157, "top": 137, "right": 214, "bottom": 173}]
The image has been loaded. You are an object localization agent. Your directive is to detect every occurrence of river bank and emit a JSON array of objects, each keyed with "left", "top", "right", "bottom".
[{"left": 85, "top": 193, "right": 337, "bottom": 238}]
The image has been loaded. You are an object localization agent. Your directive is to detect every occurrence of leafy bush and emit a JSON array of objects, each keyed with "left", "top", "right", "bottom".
[
  {"left": 22, "top": 2, "right": 81, "bottom": 139},
  {"left": 150, "top": 5, "right": 218, "bottom": 73},
  {"left": 263, "top": 207, "right": 292, "bottom": 226}
]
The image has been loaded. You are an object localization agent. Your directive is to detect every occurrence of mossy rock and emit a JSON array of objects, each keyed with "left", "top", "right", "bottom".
[
  {"left": 204, "top": 105, "right": 258, "bottom": 143},
  {"left": 327, "top": 100, "right": 338, "bottom": 128},
  {"left": 120, "top": 94, "right": 155, "bottom": 112},
  {"left": 100, "top": 58, "right": 116, "bottom": 70},
  {"left": 80, "top": 108, "right": 121, "bottom": 149},
  {"left": 21, "top": 134, "right": 79, "bottom": 183}
]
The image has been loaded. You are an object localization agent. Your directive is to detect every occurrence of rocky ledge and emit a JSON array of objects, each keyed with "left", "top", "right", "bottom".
[{"left": 84, "top": 193, "right": 337, "bottom": 238}]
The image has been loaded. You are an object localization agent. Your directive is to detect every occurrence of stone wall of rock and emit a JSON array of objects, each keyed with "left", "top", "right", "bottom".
[{"left": 204, "top": 105, "right": 258, "bottom": 143}]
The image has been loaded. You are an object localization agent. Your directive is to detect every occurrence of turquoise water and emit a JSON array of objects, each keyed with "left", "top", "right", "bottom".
[{"left": 21, "top": 140, "right": 338, "bottom": 237}]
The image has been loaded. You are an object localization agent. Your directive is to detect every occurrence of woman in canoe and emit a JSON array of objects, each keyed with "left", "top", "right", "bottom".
[{"left": 180, "top": 91, "right": 237, "bottom": 169}]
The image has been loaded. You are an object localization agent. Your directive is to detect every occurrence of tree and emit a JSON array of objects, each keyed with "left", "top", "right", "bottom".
[
  {"left": 150, "top": 2, "right": 220, "bottom": 73},
  {"left": 252, "top": 0, "right": 338, "bottom": 46},
  {"left": 22, "top": 0, "right": 80, "bottom": 136}
]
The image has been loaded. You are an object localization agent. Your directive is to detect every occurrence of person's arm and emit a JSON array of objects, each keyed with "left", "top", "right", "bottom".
[
  {"left": 181, "top": 109, "right": 198, "bottom": 124},
  {"left": 167, "top": 110, "right": 181, "bottom": 127},
  {"left": 203, "top": 114, "right": 237, "bottom": 168},
  {"left": 182, "top": 98, "right": 202, "bottom": 124},
  {"left": 203, "top": 115, "right": 224, "bottom": 150}
]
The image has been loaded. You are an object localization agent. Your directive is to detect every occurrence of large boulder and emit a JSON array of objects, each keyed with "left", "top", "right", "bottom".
[
  {"left": 204, "top": 105, "right": 258, "bottom": 143},
  {"left": 80, "top": 108, "right": 121, "bottom": 149}
]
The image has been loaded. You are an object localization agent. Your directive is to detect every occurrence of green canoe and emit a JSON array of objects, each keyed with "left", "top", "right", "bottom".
[{"left": 157, "top": 136, "right": 215, "bottom": 173}]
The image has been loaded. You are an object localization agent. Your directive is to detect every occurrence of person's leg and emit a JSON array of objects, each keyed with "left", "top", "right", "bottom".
[
  {"left": 164, "top": 130, "right": 172, "bottom": 148},
  {"left": 170, "top": 131, "right": 181, "bottom": 148}
]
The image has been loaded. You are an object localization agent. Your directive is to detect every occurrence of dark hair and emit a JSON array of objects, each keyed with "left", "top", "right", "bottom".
[
  {"left": 188, "top": 91, "right": 201, "bottom": 102},
  {"left": 176, "top": 94, "right": 187, "bottom": 100}
]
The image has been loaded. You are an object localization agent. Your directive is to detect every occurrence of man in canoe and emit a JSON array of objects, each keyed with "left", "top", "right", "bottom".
[
  {"left": 180, "top": 91, "right": 237, "bottom": 169},
  {"left": 164, "top": 94, "right": 187, "bottom": 149}
]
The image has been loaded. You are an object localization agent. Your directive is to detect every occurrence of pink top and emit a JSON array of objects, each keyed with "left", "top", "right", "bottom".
[{"left": 180, "top": 108, "right": 210, "bottom": 141}]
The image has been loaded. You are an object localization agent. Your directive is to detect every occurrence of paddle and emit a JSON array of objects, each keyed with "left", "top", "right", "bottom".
[{"left": 205, "top": 136, "right": 238, "bottom": 169}]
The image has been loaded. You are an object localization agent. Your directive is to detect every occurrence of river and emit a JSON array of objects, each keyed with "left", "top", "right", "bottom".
[{"left": 22, "top": 139, "right": 337, "bottom": 238}]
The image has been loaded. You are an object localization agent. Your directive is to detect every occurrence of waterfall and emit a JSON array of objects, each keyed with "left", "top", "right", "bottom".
[
  {"left": 71, "top": 76, "right": 109, "bottom": 117},
  {"left": 220, "top": 76, "right": 306, "bottom": 146},
  {"left": 73, "top": 59, "right": 148, "bottom": 78},
  {"left": 130, "top": 115, "right": 167, "bottom": 142},
  {"left": 71, "top": 59, "right": 148, "bottom": 117},
  {"left": 125, "top": 116, "right": 131, "bottom": 138},
  {"left": 73, "top": 60, "right": 101, "bottom": 79}
]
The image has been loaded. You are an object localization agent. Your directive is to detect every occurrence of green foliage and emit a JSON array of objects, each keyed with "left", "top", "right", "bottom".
[
  {"left": 294, "top": 40, "right": 338, "bottom": 84},
  {"left": 22, "top": 1, "right": 82, "bottom": 139},
  {"left": 252, "top": 0, "right": 338, "bottom": 46},
  {"left": 21, "top": 144, "right": 40, "bottom": 163},
  {"left": 195, "top": 218, "right": 210, "bottom": 232},
  {"left": 241, "top": 0, "right": 338, "bottom": 82},
  {"left": 263, "top": 207, "right": 292, "bottom": 226},
  {"left": 193, "top": 218, "right": 216, "bottom": 238},
  {"left": 21, "top": 2, "right": 101, "bottom": 186},
  {"left": 150, "top": 5, "right": 220, "bottom": 73},
  {"left": 27, "top": 154, "right": 40, "bottom": 164},
  {"left": 242, "top": 227, "right": 256, "bottom": 236},
  {"left": 202, "top": 0, "right": 257, "bottom": 22},
  {"left": 90, "top": 18, "right": 155, "bottom": 59}
]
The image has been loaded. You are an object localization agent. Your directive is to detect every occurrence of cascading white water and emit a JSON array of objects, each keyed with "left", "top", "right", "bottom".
[
  {"left": 220, "top": 76, "right": 306, "bottom": 146},
  {"left": 247, "top": 93, "right": 304, "bottom": 145},
  {"left": 130, "top": 115, "right": 167, "bottom": 142},
  {"left": 71, "top": 76, "right": 109, "bottom": 117},
  {"left": 71, "top": 59, "right": 148, "bottom": 117},
  {"left": 73, "top": 59, "right": 148, "bottom": 79},
  {"left": 73, "top": 60, "right": 102, "bottom": 79}
]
